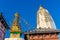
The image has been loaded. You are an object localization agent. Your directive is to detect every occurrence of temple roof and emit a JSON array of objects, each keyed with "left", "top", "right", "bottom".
[
  {"left": 24, "top": 28, "right": 60, "bottom": 34},
  {"left": 0, "top": 13, "right": 9, "bottom": 29}
]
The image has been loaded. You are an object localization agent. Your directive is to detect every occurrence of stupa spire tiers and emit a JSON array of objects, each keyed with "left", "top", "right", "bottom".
[
  {"left": 10, "top": 12, "right": 20, "bottom": 32},
  {"left": 10, "top": 12, "right": 21, "bottom": 38},
  {"left": 12, "top": 12, "right": 19, "bottom": 27}
]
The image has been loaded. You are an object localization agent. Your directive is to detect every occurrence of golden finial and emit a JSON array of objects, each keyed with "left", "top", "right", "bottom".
[{"left": 15, "top": 12, "right": 19, "bottom": 17}]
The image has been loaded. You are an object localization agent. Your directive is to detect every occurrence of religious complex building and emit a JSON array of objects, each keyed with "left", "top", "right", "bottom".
[
  {"left": 24, "top": 6, "right": 60, "bottom": 40},
  {"left": 0, "top": 13, "right": 9, "bottom": 40},
  {"left": 0, "top": 5, "right": 60, "bottom": 40}
]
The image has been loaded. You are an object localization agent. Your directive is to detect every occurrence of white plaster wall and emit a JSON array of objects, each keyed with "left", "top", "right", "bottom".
[{"left": 5, "top": 38, "right": 24, "bottom": 40}]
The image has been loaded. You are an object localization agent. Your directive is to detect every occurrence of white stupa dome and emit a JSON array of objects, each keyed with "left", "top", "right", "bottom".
[{"left": 37, "top": 6, "right": 56, "bottom": 29}]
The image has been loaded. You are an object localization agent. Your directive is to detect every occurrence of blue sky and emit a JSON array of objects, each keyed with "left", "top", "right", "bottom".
[{"left": 0, "top": 0, "right": 60, "bottom": 38}]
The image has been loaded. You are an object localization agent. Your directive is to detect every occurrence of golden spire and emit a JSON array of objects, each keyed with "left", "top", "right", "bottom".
[
  {"left": 10, "top": 12, "right": 20, "bottom": 32},
  {"left": 13, "top": 12, "right": 19, "bottom": 26}
]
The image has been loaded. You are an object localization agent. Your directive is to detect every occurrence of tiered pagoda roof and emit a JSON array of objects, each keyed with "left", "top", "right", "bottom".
[
  {"left": 0, "top": 13, "right": 9, "bottom": 29},
  {"left": 25, "top": 28, "right": 60, "bottom": 34}
]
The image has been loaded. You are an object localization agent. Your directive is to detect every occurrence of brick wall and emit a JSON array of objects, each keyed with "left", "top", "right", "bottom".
[{"left": 27, "top": 34, "right": 58, "bottom": 40}]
